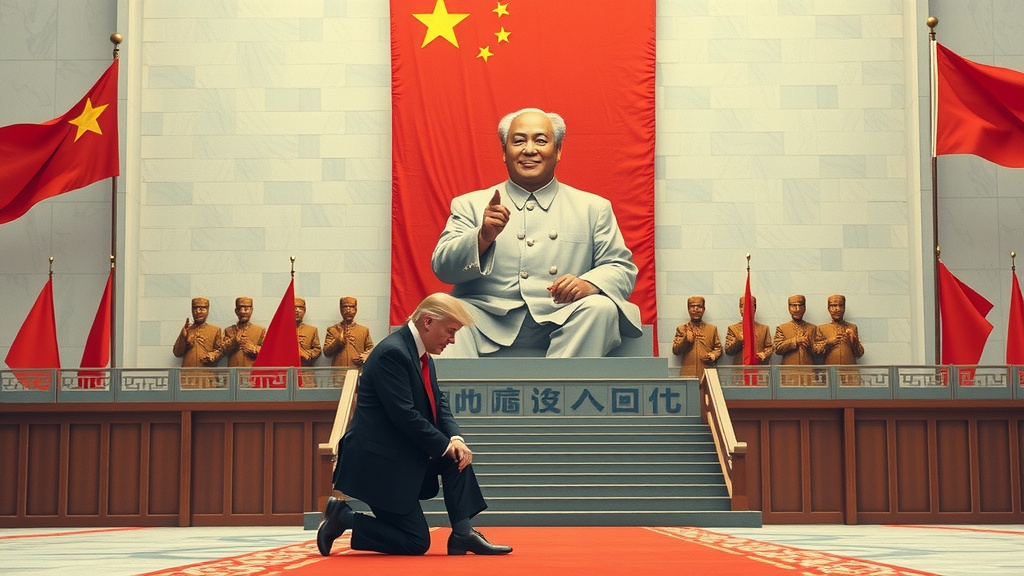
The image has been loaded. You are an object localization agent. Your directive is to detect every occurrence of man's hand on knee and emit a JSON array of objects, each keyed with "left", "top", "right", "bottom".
[
  {"left": 444, "top": 436, "right": 473, "bottom": 472},
  {"left": 548, "top": 274, "right": 599, "bottom": 304}
]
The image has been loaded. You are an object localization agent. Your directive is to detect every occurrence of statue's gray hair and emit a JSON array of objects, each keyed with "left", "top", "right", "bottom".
[{"left": 497, "top": 108, "right": 566, "bottom": 148}]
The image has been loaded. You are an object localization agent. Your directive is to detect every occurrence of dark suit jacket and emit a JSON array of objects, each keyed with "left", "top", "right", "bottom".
[{"left": 336, "top": 324, "right": 461, "bottom": 514}]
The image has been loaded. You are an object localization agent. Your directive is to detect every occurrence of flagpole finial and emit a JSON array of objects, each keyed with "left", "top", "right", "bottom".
[
  {"left": 110, "top": 254, "right": 115, "bottom": 270},
  {"left": 290, "top": 255, "right": 296, "bottom": 277},
  {"left": 927, "top": 16, "right": 938, "bottom": 40},
  {"left": 745, "top": 252, "right": 751, "bottom": 271},
  {"left": 936, "top": 245, "right": 941, "bottom": 259},
  {"left": 1013, "top": 251, "right": 1017, "bottom": 271},
  {"left": 49, "top": 256, "right": 54, "bottom": 276},
  {"left": 110, "top": 33, "right": 122, "bottom": 59}
]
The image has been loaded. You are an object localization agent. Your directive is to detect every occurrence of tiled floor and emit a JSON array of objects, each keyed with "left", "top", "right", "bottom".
[
  {"left": 1, "top": 524, "right": 1021, "bottom": 575},
  {"left": 721, "top": 524, "right": 1024, "bottom": 575}
]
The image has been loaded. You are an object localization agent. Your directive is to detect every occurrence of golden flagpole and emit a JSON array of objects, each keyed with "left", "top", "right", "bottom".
[
  {"left": 109, "top": 32, "right": 121, "bottom": 369},
  {"left": 927, "top": 16, "right": 940, "bottom": 363}
]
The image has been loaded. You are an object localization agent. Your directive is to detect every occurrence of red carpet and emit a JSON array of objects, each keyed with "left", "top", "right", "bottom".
[{"left": 141, "top": 527, "right": 937, "bottom": 576}]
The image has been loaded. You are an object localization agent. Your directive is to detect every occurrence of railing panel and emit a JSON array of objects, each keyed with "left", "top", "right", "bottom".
[{"left": 708, "top": 365, "right": 1020, "bottom": 401}]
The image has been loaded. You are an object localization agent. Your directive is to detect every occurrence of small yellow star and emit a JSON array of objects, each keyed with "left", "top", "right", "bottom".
[
  {"left": 413, "top": 0, "right": 469, "bottom": 48},
  {"left": 493, "top": 2, "right": 510, "bottom": 17},
  {"left": 495, "top": 27, "right": 511, "bottom": 43},
  {"left": 477, "top": 46, "right": 494, "bottom": 62},
  {"left": 68, "top": 98, "right": 108, "bottom": 142}
]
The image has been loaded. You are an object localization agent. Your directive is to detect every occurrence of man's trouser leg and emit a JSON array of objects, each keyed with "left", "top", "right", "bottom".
[
  {"left": 436, "top": 458, "right": 487, "bottom": 525},
  {"left": 547, "top": 296, "right": 621, "bottom": 357},
  {"left": 351, "top": 504, "right": 432, "bottom": 556}
]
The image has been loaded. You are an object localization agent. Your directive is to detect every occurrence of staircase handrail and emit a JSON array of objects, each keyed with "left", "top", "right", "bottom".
[
  {"left": 319, "top": 366, "right": 360, "bottom": 471},
  {"left": 700, "top": 368, "right": 748, "bottom": 511}
]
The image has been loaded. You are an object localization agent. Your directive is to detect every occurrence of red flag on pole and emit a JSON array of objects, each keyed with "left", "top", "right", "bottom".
[
  {"left": 1007, "top": 268, "right": 1024, "bottom": 364},
  {"left": 78, "top": 270, "right": 113, "bottom": 389},
  {"left": 741, "top": 268, "right": 758, "bottom": 385},
  {"left": 0, "top": 59, "right": 120, "bottom": 225},
  {"left": 250, "top": 279, "right": 301, "bottom": 388},
  {"left": 742, "top": 269, "right": 757, "bottom": 366},
  {"left": 389, "top": 0, "right": 657, "bottom": 350},
  {"left": 937, "top": 261, "right": 993, "bottom": 366},
  {"left": 933, "top": 42, "right": 1024, "bottom": 167},
  {"left": 5, "top": 277, "right": 61, "bottom": 389}
]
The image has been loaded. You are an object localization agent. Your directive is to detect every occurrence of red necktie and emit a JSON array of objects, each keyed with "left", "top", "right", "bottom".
[{"left": 420, "top": 353, "right": 437, "bottom": 422}]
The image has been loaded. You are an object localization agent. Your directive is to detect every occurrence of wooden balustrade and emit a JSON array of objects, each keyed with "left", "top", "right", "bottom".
[{"left": 700, "top": 369, "right": 749, "bottom": 511}]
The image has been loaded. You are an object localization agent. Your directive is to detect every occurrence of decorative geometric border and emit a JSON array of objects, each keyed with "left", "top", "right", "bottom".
[
  {"left": 138, "top": 535, "right": 353, "bottom": 576},
  {"left": 649, "top": 527, "right": 937, "bottom": 576}
]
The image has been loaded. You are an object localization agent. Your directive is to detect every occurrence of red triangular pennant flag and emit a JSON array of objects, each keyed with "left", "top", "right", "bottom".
[
  {"left": 1007, "top": 269, "right": 1024, "bottom": 364},
  {"left": 78, "top": 270, "right": 113, "bottom": 389},
  {"left": 0, "top": 60, "right": 120, "bottom": 224},
  {"left": 250, "top": 279, "right": 301, "bottom": 388},
  {"left": 937, "top": 261, "right": 993, "bottom": 365},
  {"left": 5, "top": 277, "right": 61, "bottom": 389},
  {"left": 742, "top": 270, "right": 757, "bottom": 366}
]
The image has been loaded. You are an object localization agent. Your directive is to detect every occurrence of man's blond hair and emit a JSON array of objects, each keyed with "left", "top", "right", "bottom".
[{"left": 409, "top": 293, "right": 475, "bottom": 326}]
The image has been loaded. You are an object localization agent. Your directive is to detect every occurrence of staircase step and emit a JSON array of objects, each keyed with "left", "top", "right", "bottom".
[
  {"left": 342, "top": 500, "right": 761, "bottom": 527},
  {"left": 473, "top": 442, "right": 716, "bottom": 454},
  {"left": 472, "top": 451, "right": 719, "bottom": 463},
  {"left": 460, "top": 422, "right": 708, "bottom": 430},
  {"left": 473, "top": 462, "right": 723, "bottom": 474},
  {"left": 482, "top": 484, "right": 730, "bottom": 498},
  {"left": 465, "top": 433, "right": 715, "bottom": 444},
  {"left": 457, "top": 510, "right": 763, "bottom": 528},
  {"left": 478, "top": 472, "right": 727, "bottom": 485},
  {"left": 454, "top": 416, "right": 705, "bottom": 424},
  {"left": 422, "top": 496, "right": 733, "bottom": 512}
]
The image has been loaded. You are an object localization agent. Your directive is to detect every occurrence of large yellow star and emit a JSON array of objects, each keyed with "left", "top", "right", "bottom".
[
  {"left": 68, "top": 98, "right": 108, "bottom": 142},
  {"left": 414, "top": 0, "right": 469, "bottom": 48}
]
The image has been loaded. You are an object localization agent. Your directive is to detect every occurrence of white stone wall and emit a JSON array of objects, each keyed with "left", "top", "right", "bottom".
[
  {"left": 2, "top": 0, "right": 1021, "bottom": 369},
  {"left": 125, "top": 0, "right": 393, "bottom": 366},
  {"left": 655, "top": 0, "right": 921, "bottom": 366}
]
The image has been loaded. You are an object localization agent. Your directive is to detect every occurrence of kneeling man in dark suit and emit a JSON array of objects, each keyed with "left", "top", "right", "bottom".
[{"left": 318, "top": 292, "right": 512, "bottom": 556}]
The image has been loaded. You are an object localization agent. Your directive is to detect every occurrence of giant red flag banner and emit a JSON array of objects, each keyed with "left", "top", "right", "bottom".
[
  {"left": 0, "top": 59, "right": 120, "bottom": 225},
  {"left": 78, "top": 269, "right": 113, "bottom": 389},
  {"left": 389, "top": 0, "right": 657, "bottom": 349},
  {"left": 250, "top": 279, "right": 301, "bottom": 388},
  {"left": 933, "top": 42, "right": 1024, "bottom": 168},
  {"left": 1007, "top": 269, "right": 1024, "bottom": 364},
  {"left": 937, "top": 261, "right": 993, "bottom": 366},
  {"left": 5, "top": 277, "right": 61, "bottom": 390}
]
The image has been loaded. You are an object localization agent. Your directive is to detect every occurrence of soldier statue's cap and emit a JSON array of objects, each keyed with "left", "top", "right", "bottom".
[
  {"left": 235, "top": 296, "right": 253, "bottom": 307},
  {"left": 191, "top": 297, "right": 210, "bottom": 306},
  {"left": 788, "top": 294, "right": 806, "bottom": 304},
  {"left": 294, "top": 297, "right": 306, "bottom": 307},
  {"left": 340, "top": 296, "right": 358, "bottom": 307}
]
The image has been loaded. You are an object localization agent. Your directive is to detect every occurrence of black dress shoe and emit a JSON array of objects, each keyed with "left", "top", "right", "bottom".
[
  {"left": 317, "top": 497, "right": 353, "bottom": 556},
  {"left": 447, "top": 529, "right": 512, "bottom": 555}
]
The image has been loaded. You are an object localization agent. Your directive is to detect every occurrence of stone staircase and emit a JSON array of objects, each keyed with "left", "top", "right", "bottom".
[
  {"left": 325, "top": 357, "right": 762, "bottom": 529},
  {"left": 411, "top": 414, "right": 761, "bottom": 527}
]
